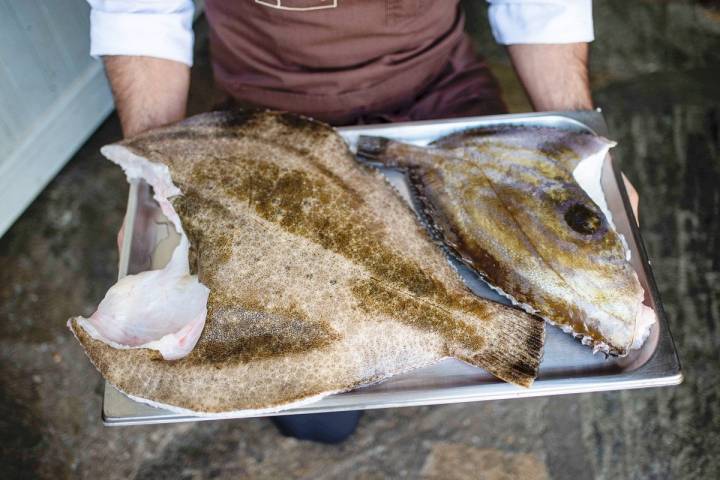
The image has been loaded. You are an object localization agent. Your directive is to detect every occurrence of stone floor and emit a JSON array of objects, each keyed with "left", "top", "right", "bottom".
[{"left": 1, "top": 7, "right": 719, "bottom": 480}]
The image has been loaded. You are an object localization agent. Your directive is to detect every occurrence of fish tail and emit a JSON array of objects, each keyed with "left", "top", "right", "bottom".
[
  {"left": 356, "top": 136, "right": 448, "bottom": 171},
  {"left": 450, "top": 304, "right": 545, "bottom": 388},
  {"left": 356, "top": 136, "right": 399, "bottom": 166}
]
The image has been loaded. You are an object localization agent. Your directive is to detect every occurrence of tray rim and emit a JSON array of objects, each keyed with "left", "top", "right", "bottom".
[{"left": 102, "top": 109, "right": 682, "bottom": 426}]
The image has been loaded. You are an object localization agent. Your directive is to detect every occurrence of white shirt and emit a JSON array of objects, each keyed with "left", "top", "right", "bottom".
[{"left": 88, "top": 0, "right": 594, "bottom": 67}]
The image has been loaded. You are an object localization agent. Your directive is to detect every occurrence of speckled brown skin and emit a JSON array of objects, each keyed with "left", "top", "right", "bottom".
[
  {"left": 69, "top": 111, "right": 544, "bottom": 414},
  {"left": 357, "top": 128, "right": 644, "bottom": 356}
]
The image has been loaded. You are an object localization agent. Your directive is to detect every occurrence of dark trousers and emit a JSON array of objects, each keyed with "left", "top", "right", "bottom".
[{"left": 270, "top": 410, "right": 362, "bottom": 444}]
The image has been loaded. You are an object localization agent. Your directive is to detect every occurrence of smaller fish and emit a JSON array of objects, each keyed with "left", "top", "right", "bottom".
[{"left": 356, "top": 127, "right": 656, "bottom": 355}]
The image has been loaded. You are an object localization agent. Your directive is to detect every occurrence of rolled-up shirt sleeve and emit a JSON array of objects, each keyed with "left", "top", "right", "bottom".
[
  {"left": 487, "top": 0, "right": 594, "bottom": 45},
  {"left": 88, "top": 0, "right": 195, "bottom": 66}
]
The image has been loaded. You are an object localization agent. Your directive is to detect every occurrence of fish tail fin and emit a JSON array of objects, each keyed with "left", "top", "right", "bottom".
[
  {"left": 356, "top": 136, "right": 399, "bottom": 166},
  {"left": 450, "top": 304, "right": 545, "bottom": 388},
  {"left": 356, "top": 136, "right": 445, "bottom": 170}
]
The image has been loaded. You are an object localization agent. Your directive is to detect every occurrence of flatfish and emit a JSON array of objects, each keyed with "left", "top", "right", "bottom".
[{"left": 69, "top": 112, "right": 544, "bottom": 415}]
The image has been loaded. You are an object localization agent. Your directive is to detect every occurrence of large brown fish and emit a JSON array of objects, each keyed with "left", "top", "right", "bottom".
[
  {"left": 69, "top": 112, "right": 544, "bottom": 415},
  {"left": 356, "top": 127, "right": 655, "bottom": 356}
]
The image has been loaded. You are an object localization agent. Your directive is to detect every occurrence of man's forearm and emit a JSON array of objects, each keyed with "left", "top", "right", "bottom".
[
  {"left": 103, "top": 56, "right": 190, "bottom": 138},
  {"left": 507, "top": 43, "right": 592, "bottom": 111}
]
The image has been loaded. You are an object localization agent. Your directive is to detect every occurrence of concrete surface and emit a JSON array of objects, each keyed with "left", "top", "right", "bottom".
[{"left": 1, "top": 2, "right": 719, "bottom": 479}]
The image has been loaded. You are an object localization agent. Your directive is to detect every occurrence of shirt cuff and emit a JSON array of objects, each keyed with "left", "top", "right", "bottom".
[
  {"left": 488, "top": 0, "right": 594, "bottom": 45},
  {"left": 90, "top": 9, "right": 195, "bottom": 66}
]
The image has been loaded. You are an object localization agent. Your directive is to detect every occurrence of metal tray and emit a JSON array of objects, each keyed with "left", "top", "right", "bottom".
[{"left": 103, "top": 110, "right": 681, "bottom": 426}]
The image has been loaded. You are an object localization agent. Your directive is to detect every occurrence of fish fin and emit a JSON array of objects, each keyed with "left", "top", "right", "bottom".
[
  {"left": 432, "top": 126, "right": 616, "bottom": 174},
  {"left": 356, "top": 136, "right": 396, "bottom": 166},
  {"left": 449, "top": 305, "right": 545, "bottom": 388},
  {"left": 406, "top": 168, "right": 467, "bottom": 258},
  {"left": 356, "top": 136, "right": 450, "bottom": 170}
]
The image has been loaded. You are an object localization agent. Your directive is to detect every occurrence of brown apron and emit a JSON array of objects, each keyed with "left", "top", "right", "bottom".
[{"left": 205, "top": 0, "right": 506, "bottom": 125}]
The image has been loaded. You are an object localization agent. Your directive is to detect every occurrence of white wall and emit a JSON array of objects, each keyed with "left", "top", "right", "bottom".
[
  {"left": 0, "top": 0, "right": 114, "bottom": 237},
  {"left": 0, "top": 1, "right": 208, "bottom": 238}
]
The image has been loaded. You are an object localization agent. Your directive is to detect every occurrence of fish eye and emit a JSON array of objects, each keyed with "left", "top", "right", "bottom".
[{"left": 564, "top": 203, "right": 602, "bottom": 235}]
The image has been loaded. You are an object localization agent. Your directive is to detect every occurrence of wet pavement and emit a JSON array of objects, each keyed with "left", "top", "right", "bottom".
[{"left": 1, "top": 4, "right": 719, "bottom": 479}]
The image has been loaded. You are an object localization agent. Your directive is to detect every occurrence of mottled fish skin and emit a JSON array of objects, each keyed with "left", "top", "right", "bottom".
[
  {"left": 432, "top": 126, "right": 609, "bottom": 172},
  {"left": 69, "top": 111, "right": 545, "bottom": 415},
  {"left": 356, "top": 127, "right": 649, "bottom": 356}
]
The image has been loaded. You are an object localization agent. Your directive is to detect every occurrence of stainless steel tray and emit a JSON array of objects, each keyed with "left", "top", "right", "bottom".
[{"left": 103, "top": 110, "right": 682, "bottom": 426}]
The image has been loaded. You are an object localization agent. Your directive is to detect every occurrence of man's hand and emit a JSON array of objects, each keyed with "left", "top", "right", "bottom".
[
  {"left": 507, "top": 43, "right": 592, "bottom": 112},
  {"left": 104, "top": 56, "right": 190, "bottom": 138},
  {"left": 507, "top": 44, "right": 640, "bottom": 222},
  {"left": 105, "top": 55, "right": 190, "bottom": 253}
]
